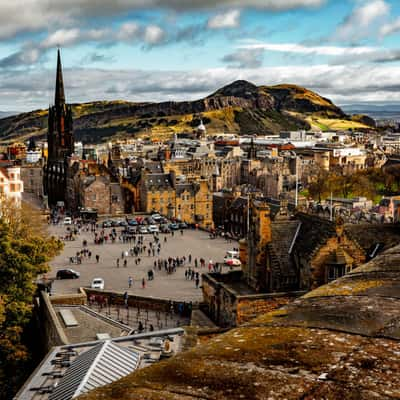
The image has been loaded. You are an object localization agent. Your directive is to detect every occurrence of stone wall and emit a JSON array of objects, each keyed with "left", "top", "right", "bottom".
[
  {"left": 83, "top": 288, "right": 185, "bottom": 313},
  {"left": 236, "top": 294, "right": 294, "bottom": 325},
  {"left": 202, "top": 272, "right": 305, "bottom": 327},
  {"left": 37, "top": 291, "right": 69, "bottom": 353}
]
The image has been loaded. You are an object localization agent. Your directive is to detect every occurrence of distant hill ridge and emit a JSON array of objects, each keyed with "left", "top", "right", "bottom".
[{"left": 0, "top": 80, "right": 374, "bottom": 144}]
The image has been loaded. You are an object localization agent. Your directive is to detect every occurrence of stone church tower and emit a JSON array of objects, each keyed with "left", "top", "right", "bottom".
[{"left": 44, "top": 50, "right": 74, "bottom": 206}]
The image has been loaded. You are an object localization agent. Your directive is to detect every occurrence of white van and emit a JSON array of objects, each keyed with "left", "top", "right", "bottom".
[{"left": 63, "top": 217, "right": 72, "bottom": 225}]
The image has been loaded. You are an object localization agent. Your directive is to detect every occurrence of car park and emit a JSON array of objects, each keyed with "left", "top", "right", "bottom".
[
  {"left": 148, "top": 225, "right": 159, "bottom": 233},
  {"left": 56, "top": 269, "right": 80, "bottom": 279},
  {"left": 91, "top": 278, "right": 105, "bottom": 290},
  {"left": 139, "top": 226, "right": 149, "bottom": 234}
]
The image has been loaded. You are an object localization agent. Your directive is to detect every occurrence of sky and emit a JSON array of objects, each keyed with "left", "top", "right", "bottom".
[{"left": 1, "top": 0, "right": 400, "bottom": 111}]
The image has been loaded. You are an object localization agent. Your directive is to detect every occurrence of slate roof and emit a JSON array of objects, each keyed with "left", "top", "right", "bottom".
[
  {"left": 143, "top": 173, "right": 173, "bottom": 190},
  {"left": 268, "top": 220, "right": 301, "bottom": 279},
  {"left": 293, "top": 213, "right": 336, "bottom": 260},
  {"left": 49, "top": 341, "right": 140, "bottom": 400},
  {"left": 345, "top": 223, "right": 400, "bottom": 259}
]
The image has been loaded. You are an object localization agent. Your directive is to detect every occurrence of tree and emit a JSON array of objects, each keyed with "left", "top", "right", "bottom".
[
  {"left": 308, "top": 166, "right": 329, "bottom": 202},
  {"left": 0, "top": 199, "right": 62, "bottom": 398}
]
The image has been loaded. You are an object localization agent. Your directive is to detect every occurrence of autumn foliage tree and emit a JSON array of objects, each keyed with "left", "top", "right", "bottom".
[{"left": 0, "top": 199, "right": 62, "bottom": 398}]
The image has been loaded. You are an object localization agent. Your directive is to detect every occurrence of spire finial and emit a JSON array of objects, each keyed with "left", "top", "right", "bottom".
[{"left": 55, "top": 49, "right": 65, "bottom": 107}]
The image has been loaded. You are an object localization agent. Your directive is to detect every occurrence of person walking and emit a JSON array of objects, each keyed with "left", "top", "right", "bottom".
[
  {"left": 116, "top": 258, "right": 120, "bottom": 268},
  {"left": 123, "top": 291, "right": 129, "bottom": 307},
  {"left": 95, "top": 254, "right": 100, "bottom": 263},
  {"left": 128, "top": 276, "right": 133, "bottom": 288},
  {"left": 142, "top": 278, "right": 146, "bottom": 289},
  {"left": 123, "top": 259, "right": 127, "bottom": 268}
]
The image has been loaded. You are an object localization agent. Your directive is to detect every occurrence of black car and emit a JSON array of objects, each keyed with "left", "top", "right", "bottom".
[{"left": 56, "top": 269, "right": 80, "bottom": 279}]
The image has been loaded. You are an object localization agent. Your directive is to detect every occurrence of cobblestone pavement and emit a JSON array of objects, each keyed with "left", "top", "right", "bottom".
[{"left": 47, "top": 224, "right": 236, "bottom": 302}]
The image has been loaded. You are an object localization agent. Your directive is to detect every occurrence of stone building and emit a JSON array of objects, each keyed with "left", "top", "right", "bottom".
[
  {"left": 139, "top": 170, "right": 213, "bottom": 229},
  {"left": 20, "top": 164, "right": 44, "bottom": 198},
  {"left": 203, "top": 200, "right": 400, "bottom": 327},
  {"left": 80, "top": 175, "right": 124, "bottom": 215},
  {"left": 0, "top": 166, "right": 24, "bottom": 206},
  {"left": 66, "top": 160, "right": 125, "bottom": 215},
  {"left": 43, "top": 50, "right": 74, "bottom": 206}
]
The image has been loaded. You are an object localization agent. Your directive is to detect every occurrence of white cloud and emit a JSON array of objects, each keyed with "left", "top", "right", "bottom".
[
  {"left": 41, "top": 29, "right": 81, "bottom": 48},
  {"left": 143, "top": 25, "right": 165, "bottom": 45},
  {"left": 0, "top": 0, "right": 326, "bottom": 39},
  {"left": 335, "top": 0, "right": 390, "bottom": 40},
  {"left": 207, "top": 9, "right": 241, "bottom": 29},
  {"left": 117, "top": 23, "right": 140, "bottom": 41},
  {"left": 380, "top": 17, "right": 400, "bottom": 37},
  {"left": 239, "top": 42, "right": 378, "bottom": 56},
  {"left": 222, "top": 48, "right": 264, "bottom": 68}
]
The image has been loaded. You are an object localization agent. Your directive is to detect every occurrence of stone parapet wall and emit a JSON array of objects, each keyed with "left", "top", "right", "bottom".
[
  {"left": 83, "top": 288, "right": 188, "bottom": 313},
  {"left": 49, "top": 290, "right": 87, "bottom": 306},
  {"left": 38, "top": 291, "right": 69, "bottom": 353}
]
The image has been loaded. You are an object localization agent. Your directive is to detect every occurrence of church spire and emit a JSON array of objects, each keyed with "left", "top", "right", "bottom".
[{"left": 55, "top": 49, "right": 65, "bottom": 107}]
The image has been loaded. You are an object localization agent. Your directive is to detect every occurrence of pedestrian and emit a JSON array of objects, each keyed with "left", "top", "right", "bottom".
[
  {"left": 128, "top": 276, "right": 133, "bottom": 288},
  {"left": 189, "top": 254, "right": 192, "bottom": 263},
  {"left": 116, "top": 258, "right": 120, "bottom": 268},
  {"left": 95, "top": 254, "right": 100, "bottom": 263},
  {"left": 124, "top": 259, "right": 127, "bottom": 268},
  {"left": 123, "top": 291, "right": 128, "bottom": 307},
  {"left": 142, "top": 278, "right": 146, "bottom": 289},
  {"left": 138, "top": 321, "right": 144, "bottom": 333},
  {"left": 194, "top": 258, "right": 198, "bottom": 268}
]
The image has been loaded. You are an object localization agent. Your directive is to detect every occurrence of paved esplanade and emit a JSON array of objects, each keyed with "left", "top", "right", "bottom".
[{"left": 48, "top": 224, "right": 235, "bottom": 302}]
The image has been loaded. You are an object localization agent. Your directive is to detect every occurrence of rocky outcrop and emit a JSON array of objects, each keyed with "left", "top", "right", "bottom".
[{"left": 77, "top": 244, "right": 400, "bottom": 400}]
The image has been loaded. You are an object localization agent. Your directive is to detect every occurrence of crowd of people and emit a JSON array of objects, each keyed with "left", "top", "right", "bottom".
[{"left": 60, "top": 219, "right": 205, "bottom": 290}]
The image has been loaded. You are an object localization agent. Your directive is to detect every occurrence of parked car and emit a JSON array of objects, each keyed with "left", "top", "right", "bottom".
[
  {"left": 128, "top": 219, "right": 138, "bottom": 226},
  {"left": 169, "top": 223, "right": 179, "bottom": 230},
  {"left": 148, "top": 225, "right": 159, "bottom": 233},
  {"left": 63, "top": 217, "right": 72, "bottom": 225},
  {"left": 91, "top": 277, "right": 105, "bottom": 290},
  {"left": 179, "top": 222, "right": 188, "bottom": 229},
  {"left": 139, "top": 226, "right": 149, "bottom": 234},
  {"left": 102, "top": 220, "right": 112, "bottom": 228},
  {"left": 151, "top": 214, "right": 163, "bottom": 223},
  {"left": 224, "top": 258, "right": 242, "bottom": 267},
  {"left": 119, "top": 220, "right": 128, "bottom": 227},
  {"left": 56, "top": 269, "right": 80, "bottom": 279}
]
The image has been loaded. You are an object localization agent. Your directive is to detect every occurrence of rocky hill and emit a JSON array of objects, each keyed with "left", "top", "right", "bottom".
[{"left": 0, "top": 80, "right": 373, "bottom": 144}]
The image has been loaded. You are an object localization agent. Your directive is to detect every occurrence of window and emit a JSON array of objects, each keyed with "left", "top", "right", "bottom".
[
  {"left": 112, "top": 195, "right": 119, "bottom": 203},
  {"left": 92, "top": 194, "right": 96, "bottom": 201}
]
